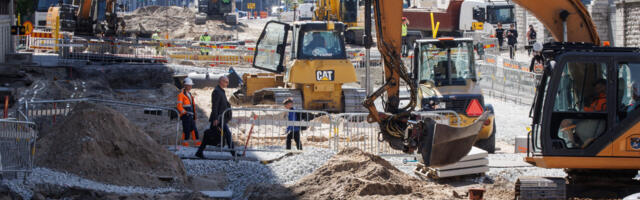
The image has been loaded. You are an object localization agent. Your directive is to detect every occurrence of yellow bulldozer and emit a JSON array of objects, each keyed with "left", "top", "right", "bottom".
[{"left": 233, "top": 21, "right": 366, "bottom": 113}]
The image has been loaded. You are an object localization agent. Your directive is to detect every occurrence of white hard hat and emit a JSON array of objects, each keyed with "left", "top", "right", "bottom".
[{"left": 184, "top": 77, "right": 194, "bottom": 86}]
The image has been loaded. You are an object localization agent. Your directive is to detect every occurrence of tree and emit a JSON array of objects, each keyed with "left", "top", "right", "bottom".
[{"left": 15, "top": 0, "right": 35, "bottom": 21}]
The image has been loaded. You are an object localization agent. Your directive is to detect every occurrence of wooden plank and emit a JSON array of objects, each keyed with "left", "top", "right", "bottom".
[
  {"left": 436, "top": 158, "right": 489, "bottom": 171},
  {"left": 435, "top": 166, "right": 489, "bottom": 178}
]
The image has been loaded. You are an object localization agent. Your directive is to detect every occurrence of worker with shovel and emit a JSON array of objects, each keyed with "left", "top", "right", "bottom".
[{"left": 177, "top": 78, "right": 200, "bottom": 147}]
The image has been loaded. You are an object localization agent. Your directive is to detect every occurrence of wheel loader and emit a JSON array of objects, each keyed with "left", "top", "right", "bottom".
[{"left": 234, "top": 21, "right": 366, "bottom": 113}]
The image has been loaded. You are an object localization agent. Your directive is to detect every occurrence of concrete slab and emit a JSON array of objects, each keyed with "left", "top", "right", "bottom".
[
  {"left": 201, "top": 190, "right": 233, "bottom": 198},
  {"left": 435, "top": 166, "right": 489, "bottom": 178},
  {"left": 459, "top": 147, "right": 489, "bottom": 162},
  {"left": 437, "top": 158, "right": 489, "bottom": 171}
]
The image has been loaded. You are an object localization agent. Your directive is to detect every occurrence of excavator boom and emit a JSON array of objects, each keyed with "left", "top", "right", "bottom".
[{"left": 511, "top": 0, "right": 599, "bottom": 44}]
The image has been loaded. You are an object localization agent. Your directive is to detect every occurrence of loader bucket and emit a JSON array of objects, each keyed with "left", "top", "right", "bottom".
[{"left": 419, "top": 112, "right": 490, "bottom": 167}]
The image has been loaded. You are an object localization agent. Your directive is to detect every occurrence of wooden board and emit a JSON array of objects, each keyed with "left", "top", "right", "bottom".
[
  {"left": 459, "top": 147, "right": 488, "bottom": 162},
  {"left": 201, "top": 190, "right": 233, "bottom": 198}
]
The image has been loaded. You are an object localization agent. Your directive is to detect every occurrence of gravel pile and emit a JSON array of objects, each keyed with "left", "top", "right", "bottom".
[
  {"left": 2, "top": 167, "right": 180, "bottom": 200},
  {"left": 181, "top": 147, "right": 334, "bottom": 199}
]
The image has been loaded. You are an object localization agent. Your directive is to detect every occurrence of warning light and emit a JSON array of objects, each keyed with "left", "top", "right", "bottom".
[
  {"left": 603, "top": 41, "right": 611, "bottom": 47},
  {"left": 466, "top": 99, "right": 484, "bottom": 117}
]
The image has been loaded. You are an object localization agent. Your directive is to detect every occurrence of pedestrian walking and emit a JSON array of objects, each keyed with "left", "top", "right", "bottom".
[
  {"left": 283, "top": 98, "right": 302, "bottom": 150},
  {"left": 507, "top": 24, "right": 518, "bottom": 59},
  {"left": 494, "top": 23, "right": 505, "bottom": 50},
  {"left": 526, "top": 25, "right": 537, "bottom": 56},
  {"left": 177, "top": 78, "right": 199, "bottom": 147},
  {"left": 196, "top": 76, "right": 235, "bottom": 158}
]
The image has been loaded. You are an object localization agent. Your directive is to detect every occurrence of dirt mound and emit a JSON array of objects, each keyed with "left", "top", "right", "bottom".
[
  {"left": 245, "top": 148, "right": 452, "bottom": 199},
  {"left": 122, "top": 6, "right": 237, "bottom": 40},
  {"left": 36, "top": 102, "right": 187, "bottom": 187}
]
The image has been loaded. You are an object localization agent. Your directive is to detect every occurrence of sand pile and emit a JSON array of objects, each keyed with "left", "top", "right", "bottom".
[
  {"left": 245, "top": 148, "right": 452, "bottom": 199},
  {"left": 122, "top": 6, "right": 238, "bottom": 40},
  {"left": 35, "top": 102, "right": 187, "bottom": 187}
]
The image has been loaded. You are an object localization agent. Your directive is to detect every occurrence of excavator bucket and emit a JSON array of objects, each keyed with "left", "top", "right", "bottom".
[{"left": 419, "top": 112, "right": 490, "bottom": 167}]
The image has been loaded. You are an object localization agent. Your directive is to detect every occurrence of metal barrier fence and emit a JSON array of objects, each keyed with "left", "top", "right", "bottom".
[
  {"left": 219, "top": 108, "right": 333, "bottom": 155},
  {"left": 22, "top": 98, "right": 181, "bottom": 150},
  {"left": 332, "top": 111, "right": 461, "bottom": 156},
  {"left": 477, "top": 59, "right": 540, "bottom": 105},
  {"left": 0, "top": 119, "right": 37, "bottom": 179}
]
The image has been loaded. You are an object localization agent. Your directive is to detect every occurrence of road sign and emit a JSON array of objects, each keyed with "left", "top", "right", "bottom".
[
  {"left": 23, "top": 21, "right": 34, "bottom": 35},
  {"left": 247, "top": 3, "right": 255, "bottom": 9}
]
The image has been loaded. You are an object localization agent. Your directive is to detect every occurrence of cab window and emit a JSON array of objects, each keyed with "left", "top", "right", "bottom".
[
  {"left": 617, "top": 62, "right": 640, "bottom": 121},
  {"left": 552, "top": 62, "right": 608, "bottom": 149},
  {"left": 300, "top": 31, "right": 346, "bottom": 59}
]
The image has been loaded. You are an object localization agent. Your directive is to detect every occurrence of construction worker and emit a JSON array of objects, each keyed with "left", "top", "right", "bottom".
[
  {"left": 200, "top": 30, "right": 211, "bottom": 55},
  {"left": 283, "top": 98, "right": 302, "bottom": 150},
  {"left": 583, "top": 79, "right": 607, "bottom": 112},
  {"left": 401, "top": 17, "right": 410, "bottom": 57},
  {"left": 152, "top": 31, "right": 162, "bottom": 55},
  {"left": 177, "top": 77, "right": 199, "bottom": 146}
]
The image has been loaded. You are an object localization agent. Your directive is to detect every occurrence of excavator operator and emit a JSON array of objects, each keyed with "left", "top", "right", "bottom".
[{"left": 584, "top": 79, "right": 607, "bottom": 112}]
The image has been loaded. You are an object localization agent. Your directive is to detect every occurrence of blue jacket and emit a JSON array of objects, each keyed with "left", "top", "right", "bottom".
[{"left": 286, "top": 107, "right": 300, "bottom": 132}]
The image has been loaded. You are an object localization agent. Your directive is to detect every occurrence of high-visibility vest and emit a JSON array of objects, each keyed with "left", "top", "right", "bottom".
[
  {"left": 200, "top": 35, "right": 211, "bottom": 52},
  {"left": 177, "top": 89, "right": 196, "bottom": 119},
  {"left": 401, "top": 24, "right": 408, "bottom": 37},
  {"left": 152, "top": 33, "right": 160, "bottom": 40}
]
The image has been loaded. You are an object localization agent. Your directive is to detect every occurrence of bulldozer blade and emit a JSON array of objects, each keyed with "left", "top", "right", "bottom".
[{"left": 419, "top": 112, "right": 490, "bottom": 167}]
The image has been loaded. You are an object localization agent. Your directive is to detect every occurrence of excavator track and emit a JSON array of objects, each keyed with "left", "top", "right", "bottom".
[
  {"left": 515, "top": 170, "right": 640, "bottom": 199},
  {"left": 252, "top": 88, "right": 303, "bottom": 108},
  {"left": 342, "top": 88, "right": 367, "bottom": 113}
]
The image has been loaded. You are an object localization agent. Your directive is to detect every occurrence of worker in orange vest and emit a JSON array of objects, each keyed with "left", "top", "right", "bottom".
[{"left": 177, "top": 77, "right": 200, "bottom": 146}]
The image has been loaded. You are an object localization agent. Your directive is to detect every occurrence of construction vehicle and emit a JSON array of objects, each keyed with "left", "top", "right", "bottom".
[
  {"left": 314, "top": 0, "right": 363, "bottom": 45},
  {"left": 195, "top": 0, "right": 237, "bottom": 25},
  {"left": 411, "top": 37, "right": 496, "bottom": 153},
  {"left": 239, "top": 21, "right": 367, "bottom": 113},
  {"left": 403, "top": 0, "right": 514, "bottom": 49},
  {"left": 364, "top": 0, "right": 640, "bottom": 198},
  {"left": 46, "top": 0, "right": 120, "bottom": 36}
]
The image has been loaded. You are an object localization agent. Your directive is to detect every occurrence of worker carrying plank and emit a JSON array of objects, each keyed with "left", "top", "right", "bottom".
[{"left": 177, "top": 78, "right": 200, "bottom": 146}]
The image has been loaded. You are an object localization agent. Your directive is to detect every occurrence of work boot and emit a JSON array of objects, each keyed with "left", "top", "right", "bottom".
[
  {"left": 195, "top": 151, "right": 205, "bottom": 159},
  {"left": 230, "top": 150, "right": 236, "bottom": 157}
]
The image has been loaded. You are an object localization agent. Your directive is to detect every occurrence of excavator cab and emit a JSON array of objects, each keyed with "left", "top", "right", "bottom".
[
  {"left": 246, "top": 21, "right": 365, "bottom": 112},
  {"left": 412, "top": 38, "right": 497, "bottom": 153}
]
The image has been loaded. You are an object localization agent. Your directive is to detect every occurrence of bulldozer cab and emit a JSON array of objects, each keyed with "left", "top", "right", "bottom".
[
  {"left": 529, "top": 43, "right": 640, "bottom": 167},
  {"left": 253, "top": 20, "right": 347, "bottom": 73}
]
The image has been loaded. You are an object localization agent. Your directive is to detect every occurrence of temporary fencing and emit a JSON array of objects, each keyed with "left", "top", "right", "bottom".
[
  {"left": 218, "top": 108, "right": 334, "bottom": 155},
  {"left": 332, "top": 110, "right": 461, "bottom": 156},
  {"left": 0, "top": 119, "right": 37, "bottom": 180},
  {"left": 22, "top": 98, "right": 181, "bottom": 150},
  {"left": 477, "top": 56, "right": 541, "bottom": 106}
]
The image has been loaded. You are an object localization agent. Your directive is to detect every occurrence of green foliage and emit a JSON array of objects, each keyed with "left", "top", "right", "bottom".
[{"left": 15, "top": 0, "right": 35, "bottom": 20}]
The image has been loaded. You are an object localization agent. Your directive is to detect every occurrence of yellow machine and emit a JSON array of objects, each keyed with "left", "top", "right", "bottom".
[
  {"left": 46, "top": 0, "right": 119, "bottom": 35},
  {"left": 364, "top": 0, "right": 640, "bottom": 198},
  {"left": 314, "top": 0, "right": 365, "bottom": 45},
  {"left": 237, "top": 21, "right": 366, "bottom": 113}
]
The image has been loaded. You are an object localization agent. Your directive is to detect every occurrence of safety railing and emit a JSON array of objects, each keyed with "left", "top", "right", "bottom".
[
  {"left": 22, "top": 98, "right": 181, "bottom": 151},
  {"left": 332, "top": 110, "right": 461, "bottom": 156},
  {"left": 477, "top": 58, "right": 541, "bottom": 106},
  {"left": 218, "top": 108, "right": 333, "bottom": 156},
  {"left": 0, "top": 119, "right": 37, "bottom": 180}
]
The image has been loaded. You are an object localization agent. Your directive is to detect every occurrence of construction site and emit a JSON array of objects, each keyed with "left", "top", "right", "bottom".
[{"left": 1, "top": 0, "right": 640, "bottom": 199}]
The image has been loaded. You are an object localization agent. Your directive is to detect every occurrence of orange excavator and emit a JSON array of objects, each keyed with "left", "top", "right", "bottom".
[
  {"left": 364, "top": 0, "right": 640, "bottom": 198},
  {"left": 47, "top": 0, "right": 119, "bottom": 35}
]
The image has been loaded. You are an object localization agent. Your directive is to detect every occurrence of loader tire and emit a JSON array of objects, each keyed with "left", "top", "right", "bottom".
[{"left": 474, "top": 121, "right": 496, "bottom": 153}]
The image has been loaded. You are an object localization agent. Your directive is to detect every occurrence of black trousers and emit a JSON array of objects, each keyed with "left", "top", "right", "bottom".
[
  {"left": 401, "top": 36, "right": 408, "bottom": 57},
  {"left": 180, "top": 114, "right": 199, "bottom": 140},
  {"left": 286, "top": 130, "right": 302, "bottom": 150}
]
